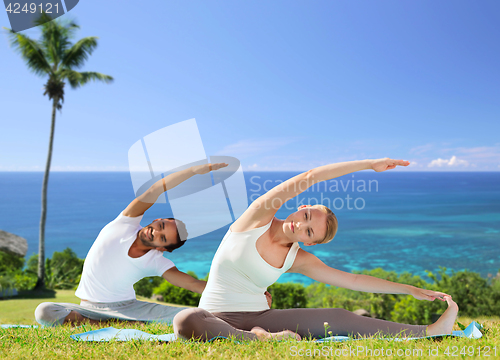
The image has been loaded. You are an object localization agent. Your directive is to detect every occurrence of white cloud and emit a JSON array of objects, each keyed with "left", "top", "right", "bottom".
[
  {"left": 433, "top": 145, "right": 500, "bottom": 170},
  {"left": 428, "top": 158, "right": 449, "bottom": 167},
  {"left": 428, "top": 156, "right": 469, "bottom": 168},
  {"left": 448, "top": 156, "right": 469, "bottom": 166}
]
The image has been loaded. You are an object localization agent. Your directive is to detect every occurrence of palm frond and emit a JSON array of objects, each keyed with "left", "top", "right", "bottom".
[
  {"left": 61, "top": 37, "right": 99, "bottom": 69},
  {"left": 63, "top": 70, "right": 113, "bottom": 88},
  {"left": 37, "top": 13, "right": 79, "bottom": 68},
  {"left": 3, "top": 27, "right": 52, "bottom": 76}
]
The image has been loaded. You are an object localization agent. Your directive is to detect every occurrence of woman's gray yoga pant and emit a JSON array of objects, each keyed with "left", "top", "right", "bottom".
[
  {"left": 173, "top": 308, "right": 427, "bottom": 341},
  {"left": 35, "top": 299, "right": 187, "bottom": 327}
]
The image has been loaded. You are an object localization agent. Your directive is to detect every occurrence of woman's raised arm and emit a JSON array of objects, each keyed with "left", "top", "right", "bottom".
[{"left": 233, "top": 158, "right": 409, "bottom": 230}]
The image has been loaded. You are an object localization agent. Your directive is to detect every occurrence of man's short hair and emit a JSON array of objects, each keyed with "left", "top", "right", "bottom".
[{"left": 163, "top": 218, "right": 188, "bottom": 252}]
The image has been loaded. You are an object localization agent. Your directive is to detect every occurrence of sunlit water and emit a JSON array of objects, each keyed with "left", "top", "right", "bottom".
[{"left": 1, "top": 171, "right": 498, "bottom": 284}]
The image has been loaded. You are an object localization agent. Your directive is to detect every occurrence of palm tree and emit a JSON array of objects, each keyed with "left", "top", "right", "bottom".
[{"left": 4, "top": 14, "right": 113, "bottom": 289}]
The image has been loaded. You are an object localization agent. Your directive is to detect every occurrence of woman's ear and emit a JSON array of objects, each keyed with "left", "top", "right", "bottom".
[{"left": 303, "top": 242, "right": 316, "bottom": 247}]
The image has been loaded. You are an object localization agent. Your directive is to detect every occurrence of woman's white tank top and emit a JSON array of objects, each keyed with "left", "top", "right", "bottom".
[{"left": 198, "top": 219, "right": 300, "bottom": 312}]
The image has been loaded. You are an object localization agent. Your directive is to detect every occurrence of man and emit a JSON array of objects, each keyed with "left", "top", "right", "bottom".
[{"left": 35, "top": 162, "right": 227, "bottom": 326}]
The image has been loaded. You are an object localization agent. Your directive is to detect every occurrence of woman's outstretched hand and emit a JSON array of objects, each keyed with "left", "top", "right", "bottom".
[
  {"left": 371, "top": 158, "right": 410, "bottom": 172},
  {"left": 410, "top": 287, "right": 450, "bottom": 301}
]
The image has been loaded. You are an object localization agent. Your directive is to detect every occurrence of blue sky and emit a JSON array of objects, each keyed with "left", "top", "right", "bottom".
[{"left": 1, "top": 0, "right": 499, "bottom": 171}]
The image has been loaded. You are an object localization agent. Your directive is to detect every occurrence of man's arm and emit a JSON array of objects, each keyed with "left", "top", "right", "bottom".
[
  {"left": 161, "top": 267, "right": 206, "bottom": 294},
  {"left": 123, "top": 162, "right": 228, "bottom": 218}
]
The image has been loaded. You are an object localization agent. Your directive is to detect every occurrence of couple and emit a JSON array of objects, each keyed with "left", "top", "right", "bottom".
[{"left": 36, "top": 158, "right": 458, "bottom": 340}]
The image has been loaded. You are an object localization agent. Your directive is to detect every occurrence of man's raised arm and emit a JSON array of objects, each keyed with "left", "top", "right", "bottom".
[{"left": 123, "top": 162, "right": 228, "bottom": 218}]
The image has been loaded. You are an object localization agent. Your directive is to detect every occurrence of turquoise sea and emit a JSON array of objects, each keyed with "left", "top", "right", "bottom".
[{"left": 0, "top": 171, "right": 499, "bottom": 284}]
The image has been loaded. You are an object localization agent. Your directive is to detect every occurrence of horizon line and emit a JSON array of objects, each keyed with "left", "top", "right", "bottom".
[{"left": 0, "top": 170, "right": 499, "bottom": 173}]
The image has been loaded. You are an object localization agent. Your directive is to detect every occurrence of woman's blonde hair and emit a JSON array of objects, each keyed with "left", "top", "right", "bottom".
[{"left": 308, "top": 205, "right": 338, "bottom": 244}]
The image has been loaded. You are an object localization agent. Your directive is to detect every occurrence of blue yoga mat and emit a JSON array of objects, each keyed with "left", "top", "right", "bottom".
[
  {"left": 70, "top": 321, "right": 482, "bottom": 342},
  {"left": 317, "top": 322, "right": 483, "bottom": 342},
  {"left": 0, "top": 325, "right": 39, "bottom": 328},
  {"left": 70, "top": 327, "right": 177, "bottom": 342}
]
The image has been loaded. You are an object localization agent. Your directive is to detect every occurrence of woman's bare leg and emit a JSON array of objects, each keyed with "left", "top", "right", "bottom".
[
  {"left": 236, "top": 308, "right": 427, "bottom": 338},
  {"left": 426, "top": 296, "right": 459, "bottom": 336},
  {"left": 174, "top": 303, "right": 457, "bottom": 341}
]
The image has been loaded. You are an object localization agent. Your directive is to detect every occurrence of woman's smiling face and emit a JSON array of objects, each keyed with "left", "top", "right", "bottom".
[{"left": 284, "top": 206, "right": 327, "bottom": 246}]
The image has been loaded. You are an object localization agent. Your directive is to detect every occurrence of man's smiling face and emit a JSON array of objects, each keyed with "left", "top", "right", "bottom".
[{"left": 139, "top": 218, "right": 181, "bottom": 252}]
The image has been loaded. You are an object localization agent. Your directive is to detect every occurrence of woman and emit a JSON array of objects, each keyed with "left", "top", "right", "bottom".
[{"left": 173, "top": 158, "right": 458, "bottom": 341}]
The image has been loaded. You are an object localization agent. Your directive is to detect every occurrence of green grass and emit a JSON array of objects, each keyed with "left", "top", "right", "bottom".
[
  {"left": 0, "top": 290, "right": 186, "bottom": 325},
  {"left": 0, "top": 290, "right": 79, "bottom": 325},
  {"left": 1, "top": 291, "right": 499, "bottom": 359}
]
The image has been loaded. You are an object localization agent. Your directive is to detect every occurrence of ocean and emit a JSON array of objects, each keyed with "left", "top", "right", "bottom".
[{"left": 0, "top": 171, "right": 499, "bottom": 284}]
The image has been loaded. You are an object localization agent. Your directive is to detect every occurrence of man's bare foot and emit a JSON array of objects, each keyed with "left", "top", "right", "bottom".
[
  {"left": 250, "top": 326, "right": 301, "bottom": 341},
  {"left": 426, "top": 296, "right": 459, "bottom": 336},
  {"left": 63, "top": 311, "right": 144, "bottom": 327},
  {"left": 63, "top": 311, "right": 103, "bottom": 326}
]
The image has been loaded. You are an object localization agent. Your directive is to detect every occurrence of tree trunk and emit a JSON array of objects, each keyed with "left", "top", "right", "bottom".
[{"left": 34, "top": 97, "right": 58, "bottom": 290}]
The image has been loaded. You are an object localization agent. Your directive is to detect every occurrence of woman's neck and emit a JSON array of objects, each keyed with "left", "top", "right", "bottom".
[{"left": 269, "top": 218, "right": 294, "bottom": 246}]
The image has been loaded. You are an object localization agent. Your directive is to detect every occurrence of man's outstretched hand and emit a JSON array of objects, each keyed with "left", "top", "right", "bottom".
[
  {"left": 371, "top": 158, "right": 410, "bottom": 172},
  {"left": 192, "top": 162, "right": 229, "bottom": 175}
]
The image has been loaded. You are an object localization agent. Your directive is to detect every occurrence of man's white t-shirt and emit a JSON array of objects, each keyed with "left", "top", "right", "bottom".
[{"left": 75, "top": 212, "right": 175, "bottom": 303}]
